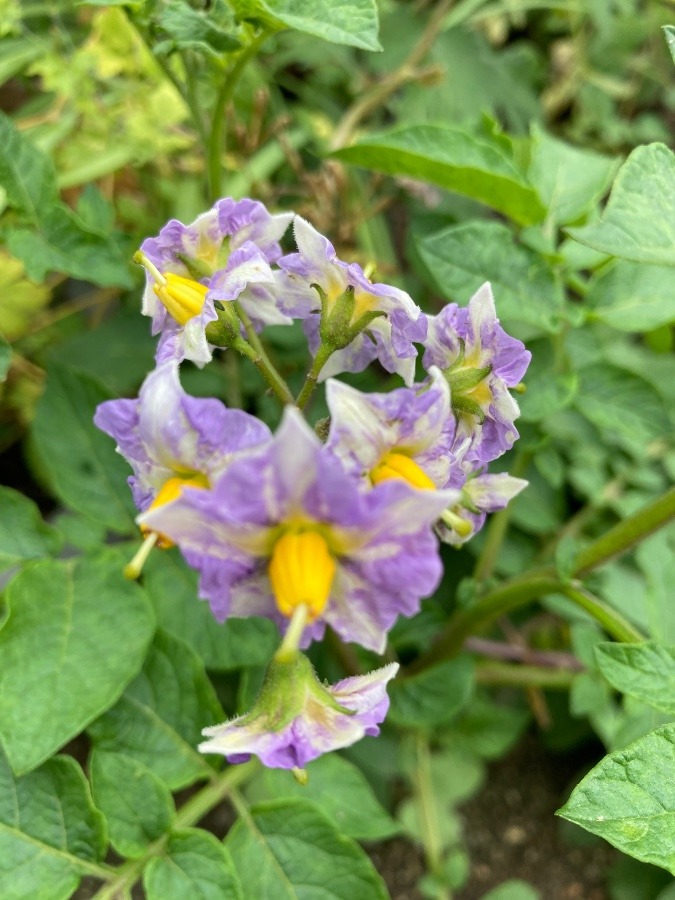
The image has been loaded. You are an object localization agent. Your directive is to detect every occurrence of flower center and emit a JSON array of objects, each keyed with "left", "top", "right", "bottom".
[
  {"left": 369, "top": 452, "right": 436, "bottom": 490},
  {"left": 141, "top": 474, "right": 209, "bottom": 549},
  {"left": 269, "top": 529, "right": 336, "bottom": 620},
  {"left": 154, "top": 273, "right": 208, "bottom": 326}
]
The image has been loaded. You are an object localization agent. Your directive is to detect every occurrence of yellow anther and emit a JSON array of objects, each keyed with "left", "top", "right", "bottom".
[
  {"left": 369, "top": 452, "right": 436, "bottom": 490},
  {"left": 153, "top": 273, "right": 208, "bottom": 326},
  {"left": 269, "top": 530, "right": 336, "bottom": 620},
  {"left": 141, "top": 474, "right": 209, "bottom": 550}
]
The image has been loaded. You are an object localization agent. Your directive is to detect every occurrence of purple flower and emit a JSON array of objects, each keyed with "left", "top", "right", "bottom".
[
  {"left": 141, "top": 406, "right": 452, "bottom": 653},
  {"left": 199, "top": 654, "right": 398, "bottom": 769},
  {"left": 326, "top": 368, "right": 467, "bottom": 492},
  {"left": 437, "top": 472, "right": 528, "bottom": 546},
  {"left": 278, "top": 217, "right": 426, "bottom": 385},
  {"left": 138, "top": 199, "right": 294, "bottom": 366},
  {"left": 423, "top": 283, "right": 531, "bottom": 467},
  {"left": 94, "top": 360, "right": 271, "bottom": 518}
]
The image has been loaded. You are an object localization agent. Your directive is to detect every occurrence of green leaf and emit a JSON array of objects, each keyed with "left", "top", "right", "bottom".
[
  {"left": 558, "top": 723, "right": 675, "bottom": 873},
  {"left": 0, "top": 110, "right": 57, "bottom": 218},
  {"left": 664, "top": 26, "right": 675, "bottom": 65},
  {"left": 0, "top": 486, "right": 62, "bottom": 570},
  {"left": 388, "top": 657, "right": 474, "bottom": 728},
  {"left": 155, "top": 0, "right": 242, "bottom": 57},
  {"left": 0, "top": 250, "right": 50, "bottom": 341},
  {"left": 0, "top": 749, "right": 107, "bottom": 900},
  {"left": 334, "top": 125, "right": 545, "bottom": 225},
  {"left": 0, "top": 332, "right": 10, "bottom": 382},
  {"left": 595, "top": 642, "right": 675, "bottom": 715},
  {"left": 143, "top": 549, "right": 279, "bottom": 670},
  {"left": 482, "top": 881, "right": 540, "bottom": 900},
  {"left": 235, "top": 0, "right": 381, "bottom": 51},
  {"left": 246, "top": 753, "right": 400, "bottom": 841},
  {"left": 415, "top": 221, "right": 563, "bottom": 332},
  {"left": 143, "top": 829, "right": 243, "bottom": 900},
  {"left": 0, "top": 552, "right": 155, "bottom": 774},
  {"left": 225, "top": 798, "right": 388, "bottom": 899},
  {"left": 574, "top": 364, "right": 669, "bottom": 457},
  {"left": 88, "top": 630, "right": 222, "bottom": 789},
  {"left": 586, "top": 261, "right": 675, "bottom": 332},
  {"left": 518, "top": 339, "right": 578, "bottom": 422},
  {"left": 445, "top": 698, "right": 529, "bottom": 760},
  {"left": 90, "top": 750, "right": 174, "bottom": 859},
  {"left": 528, "top": 126, "right": 619, "bottom": 226},
  {"left": 567, "top": 144, "right": 675, "bottom": 266},
  {"left": 31, "top": 364, "right": 137, "bottom": 533}
]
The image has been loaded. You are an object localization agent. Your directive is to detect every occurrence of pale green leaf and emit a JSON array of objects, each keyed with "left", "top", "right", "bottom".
[
  {"left": 596, "top": 642, "right": 675, "bottom": 715},
  {"left": 586, "top": 261, "right": 675, "bottom": 332},
  {"left": 388, "top": 657, "right": 474, "bottom": 728},
  {"left": 483, "top": 881, "right": 540, "bottom": 900},
  {"left": 90, "top": 750, "right": 174, "bottom": 859},
  {"left": 225, "top": 798, "right": 388, "bottom": 899},
  {"left": 143, "top": 549, "right": 279, "bottom": 670},
  {"left": 0, "top": 749, "right": 107, "bottom": 900},
  {"left": 416, "top": 220, "right": 563, "bottom": 332},
  {"left": 334, "top": 125, "right": 545, "bottom": 225},
  {"left": 246, "top": 753, "right": 399, "bottom": 841},
  {"left": 237, "top": 0, "right": 381, "bottom": 51},
  {"left": 0, "top": 250, "right": 50, "bottom": 342},
  {"left": 155, "top": 0, "right": 242, "bottom": 57},
  {"left": 529, "top": 126, "right": 619, "bottom": 226},
  {"left": 558, "top": 723, "right": 675, "bottom": 873},
  {"left": 663, "top": 26, "right": 675, "bottom": 65},
  {"left": 0, "top": 486, "right": 62, "bottom": 570},
  {"left": 88, "top": 630, "right": 221, "bottom": 789},
  {"left": 0, "top": 552, "right": 155, "bottom": 774},
  {"left": 143, "top": 829, "right": 243, "bottom": 900},
  {"left": 567, "top": 144, "right": 675, "bottom": 266},
  {"left": 31, "top": 364, "right": 137, "bottom": 533}
]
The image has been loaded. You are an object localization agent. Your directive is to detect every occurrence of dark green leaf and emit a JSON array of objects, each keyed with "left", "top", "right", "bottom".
[
  {"left": 388, "top": 657, "right": 474, "bottom": 728},
  {"left": 567, "top": 144, "right": 675, "bottom": 266},
  {"left": 558, "top": 723, "right": 675, "bottom": 873},
  {"left": 225, "top": 798, "right": 388, "bottom": 899},
  {"left": 416, "top": 221, "right": 562, "bottom": 332},
  {"left": 31, "top": 364, "right": 137, "bottom": 533},
  {"left": 0, "top": 552, "right": 155, "bottom": 774},
  {"left": 143, "top": 829, "right": 243, "bottom": 900},
  {"left": 88, "top": 630, "right": 221, "bottom": 789},
  {"left": 595, "top": 642, "right": 675, "bottom": 715},
  {"left": 246, "top": 753, "right": 400, "bottom": 841},
  {"left": 143, "top": 549, "right": 278, "bottom": 670},
  {"left": 0, "top": 486, "right": 62, "bottom": 570},
  {"left": 0, "top": 749, "right": 106, "bottom": 900},
  {"left": 90, "top": 750, "right": 174, "bottom": 859},
  {"left": 334, "top": 125, "right": 545, "bottom": 225}
]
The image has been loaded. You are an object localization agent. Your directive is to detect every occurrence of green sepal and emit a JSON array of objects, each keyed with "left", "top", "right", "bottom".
[
  {"left": 205, "top": 304, "right": 242, "bottom": 348},
  {"left": 447, "top": 364, "right": 492, "bottom": 393},
  {"left": 451, "top": 394, "right": 485, "bottom": 421},
  {"left": 175, "top": 252, "right": 215, "bottom": 281}
]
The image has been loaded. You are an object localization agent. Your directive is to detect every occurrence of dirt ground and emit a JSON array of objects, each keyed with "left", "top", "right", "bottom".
[{"left": 372, "top": 735, "right": 617, "bottom": 900}]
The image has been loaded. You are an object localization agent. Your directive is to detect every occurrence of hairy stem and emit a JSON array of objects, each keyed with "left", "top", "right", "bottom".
[
  {"left": 91, "top": 762, "right": 257, "bottom": 898},
  {"left": 230, "top": 322, "right": 294, "bottom": 406},
  {"left": 475, "top": 661, "right": 577, "bottom": 690},
  {"left": 413, "top": 733, "right": 450, "bottom": 899},
  {"left": 295, "top": 346, "right": 334, "bottom": 411}
]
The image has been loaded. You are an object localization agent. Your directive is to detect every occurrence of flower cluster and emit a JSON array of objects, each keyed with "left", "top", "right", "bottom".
[{"left": 96, "top": 198, "right": 530, "bottom": 774}]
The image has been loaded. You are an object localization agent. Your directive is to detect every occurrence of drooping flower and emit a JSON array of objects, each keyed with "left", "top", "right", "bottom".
[
  {"left": 199, "top": 653, "right": 398, "bottom": 769},
  {"left": 94, "top": 360, "right": 271, "bottom": 572},
  {"left": 437, "top": 472, "right": 528, "bottom": 546},
  {"left": 277, "top": 216, "right": 427, "bottom": 385},
  {"left": 141, "top": 406, "right": 453, "bottom": 653},
  {"left": 423, "top": 283, "right": 531, "bottom": 467},
  {"left": 137, "top": 199, "right": 294, "bottom": 366}
]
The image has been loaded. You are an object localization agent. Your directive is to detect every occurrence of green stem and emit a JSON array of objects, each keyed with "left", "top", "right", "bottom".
[
  {"left": 559, "top": 583, "right": 644, "bottom": 643},
  {"left": 91, "top": 762, "right": 257, "bottom": 898},
  {"left": 572, "top": 486, "right": 675, "bottom": 577},
  {"left": 413, "top": 733, "right": 449, "bottom": 898},
  {"left": 232, "top": 336, "right": 294, "bottom": 406},
  {"left": 475, "top": 661, "right": 577, "bottom": 690},
  {"left": 295, "top": 345, "right": 334, "bottom": 411},
  {"left": 473, "top": 449, "right": 530, "bottom": 582},
  {"left": 208, "top": 29, "right": 272, "bottom": 202}
]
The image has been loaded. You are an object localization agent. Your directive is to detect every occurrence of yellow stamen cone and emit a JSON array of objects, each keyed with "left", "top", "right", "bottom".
[
  {"left": 269, "top": 530, "right": 336, "bottom": 620},
  {"left": 154, "top": 273, "right": 208, "bottom": 326},
  {"left": 370, "top": 452, "right": 436, "bottom": 490},
  {"left": 140, "top": 474, "right": 209, "bottom": 550}
]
